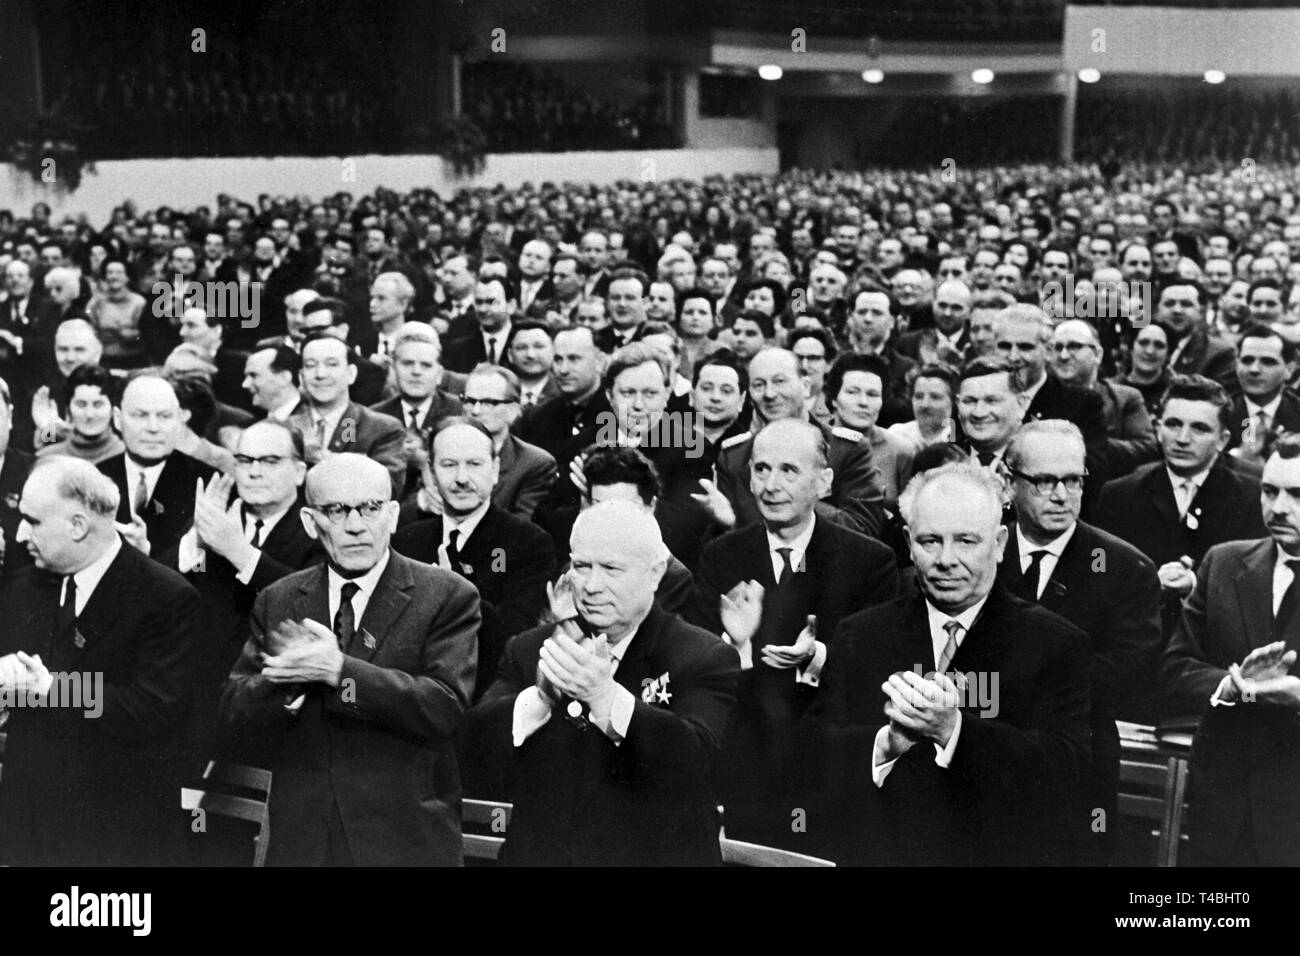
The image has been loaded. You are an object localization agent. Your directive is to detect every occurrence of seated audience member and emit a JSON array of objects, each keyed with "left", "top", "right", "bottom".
[
  {"left": 1227, "top": 324, "right": 1300, "bottom": 461},
  {"left": 503, "top": 320, "right": 559, "bottom": 407},
  {"left": 242, "top": 344, "right": 302, "bottom": 423},
  {"left": 169, "top": 375, "right": 240, "bottom": 475},
  {"left": 812, "top": 463, "right": 1091, "bottom": 865},
  {"left": 36, "top": 364, "right": 125, "bottom": 464},
  {"left": 824, "top": 353, "right": 915, "bottom": 503},
  {"left": 466, "top": 500, "right": 740, "bottom": 866},
  {"left": 955, "top": 355, "right": 1028, "bottom": 474},
  {"left": 0, "top": 376, "right": 33, "bottom": 583},
  {"left": 1159, "top": 433, "right": 1300, "bottom": 866},
  {"left": 394, "top": 418, "right": 555, "bottom": 696},
  {"left": 887, "top": 364, "right": 958, "bottom": 453},
  {"left": 674, "top": 288, "right": 725, "bottom": 382},
  {"left": 726, "top": 309, "right": 775, "bottom": 368}
]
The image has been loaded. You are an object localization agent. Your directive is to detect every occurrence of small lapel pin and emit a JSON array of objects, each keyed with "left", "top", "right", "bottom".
[
  {"left": 566, "top": 700, "right": 584, "bottom": 719},
  {"left": 1186, "top": 510, "right": 1200, "bottom": 531},
  {"left": 73, "top": 631, "right": 86, "bottom": 649},
  {"left": 362, "top": 632, "right": 376, "bottom": 650}
]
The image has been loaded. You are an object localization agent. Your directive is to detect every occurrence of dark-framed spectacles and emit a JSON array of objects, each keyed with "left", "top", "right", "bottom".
[
  {"left": 1008, "top": 469, "right": 1087, "bottom": 495},
  {"left": 234, "top": 454, "right": 293, "bottom": 468},
  {"left": 309, "top": 499, "right": 389, "bottom": 524},
  {"left": 460, "top": 395, "right": 515, "bottom": 407}
]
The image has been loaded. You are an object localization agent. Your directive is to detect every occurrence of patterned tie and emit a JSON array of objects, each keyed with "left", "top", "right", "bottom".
[
  {"left": 334, "top": 581, "right": 360, "bottom": 651},
  {"left": 936, "top": 619, "right": 963, "bottom": 673},
  {"left": 1024, "top": 549, "right": 1049, "bottom": 600},
  {"left": 133, "top": 471, "right": 149, "bottom": 517}
]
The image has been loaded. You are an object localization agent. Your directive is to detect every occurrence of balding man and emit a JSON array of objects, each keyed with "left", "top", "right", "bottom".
[
  {"left": 688, "top": 419, "right": 897, "bottom": 846},
  {"left": 469, "top": 500, "right": 740, "bottom": 865},
  {"left": 221, "top": 453, "right": 481, "bottom": 866},
  {"left": 1051, "top": 318, "right": 1158, "bottom": 476},
  {"left": 813, "top": 464, "right": 1091, "bottom": 865},
  {"left": 99, "top": 374, "right": 216, "bottom": 562},
  {"left": 24, "top": 319, "right": 105, "bottom": 452},
  {"left": 0, "top": 457, "right": 200, "bottom": 864},
  {"left": 897, "top": 279, "right": 973, "bottom": 365},
  {"left": 0, "top": 260, "right": 60, "bottom": 447},
  {"left": 707, "top": 348, "right": 887, "bottom": 539},
  {"left": 515, "top": 239, "right": 554, "bottom": 315}
]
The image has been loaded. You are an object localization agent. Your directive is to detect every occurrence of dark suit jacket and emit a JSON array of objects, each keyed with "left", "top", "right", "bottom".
[
  {"left": 288, "top": 401, "right": 406, "bottom": 498},
  {"left": 494, "top": 435, "right": 557, "bottom": 521},
  {"left": 99, "top": 450, "right": 217, "bottom": 563},
  {"left": 513, "top": 389, "right": 613, "bottom": 466},
  {"left": 213, "top": 347, "right": 253, "bottom": 412},
  {"left": 1171, "top": 326, "right": 1238, "bottom": 395},
  {"left": 220, "top": 552, "right": 481, "bottom": 866},
  {"left": 1159, "top": 538, "right": 1300, "bottom": 865},
  {"left": 370, "top": 390, "right": 463, "bottom": 496},
  {"left": 0, "top": 542, "right": 200, "bottom": 865},
  {"left": 442, "top": 332, "right": 488, "bottom": 374},
  {"left": 1097, "top": 378, "right": 1160, "bottom": 479},
  {"left": 687, "top": 518, "right": 898, "bottom": 842},
  {"left": 468, "top": 604, "right": 740, "bottom": 866},
  {"left": 393, "top": 506, "right": 557, "bottom": 695},
  {"left": 0, "top": 449, "right": 33, "bottom": 580},
  {"left": 1025, "top": 374, "right": 1109, "bottom": 477},
  {"left": 715, "top": 422, "right": 888, "bottom": 540},
  {"left": 1226, "top": 390, "right": 1300, "bottom": 452},
  {"left": 812, "top": 584, "right": 1092, "bottom": 865}
]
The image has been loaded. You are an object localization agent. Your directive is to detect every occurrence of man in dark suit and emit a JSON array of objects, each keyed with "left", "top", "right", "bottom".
[
  {"left": 443, "top": 276, "right": 515, "bottom": 374},
  {"left": 895, "top": 279, "right": 972, "bottom": 368},
  {"left": 176, "top": 421, "right": 325, "bottom": 769},
  {"left": 504, "top": 320, "right": 559, "bottom": 408},
  {"left": 467, "top": 500, "right": 740, "bottom": 865},
  {"left": 1000, "top": 420, "right": 1162, "bottom": 860},
  {"left": 220, "top": 453, "right": 481, "bottom": 866},
  {"left": 707, "top": 348, "right": 887, "bottom": 540},
  {"left": 840, "top": 286, "right": 918, "bottom": 428},
  {"left": 0, "top": 457, "right": 200, "bottom": 865},
  {"left": 99, "top": 374, "right": 216, "bottom": 562},
  {"left": 393, "top": 418, "right": 555, "bottom": 696},
  {"left": 687, "top": 419, "right": 898, "bottom": 846},
  {"left": 368, "top": 324, "right": 462, "bottom": 499},
  {"left": 1160, "top": 281, "right": 1238, "bottom": 394},
  {"left": 1227, "top": 324, "right": 1300, "bottom": 458},
  {"left": 288, "top": 332, "right": 406, "bottom": 498},
  {"left": 1159, "top": 434, "right": 1300, "bottom": 865},
  {"left": 299, "top": 297, "right": 387, "bottom": 406},
  {"left": 812, "top": 463, "right": 1091, "bottom": 865},
  {"left": 177, "top": 305, "right": 253, "bottom": 412},
  {"left": 1097, "top": 375, "right": 1267, "bottom": 643},
  {"left": 0, "top": 260, "right": 60, "bottom": 432},
  {"left": 512, "top": 325, "right": 611, "bottom": 469},
  {"left": 993, "top": 304, "right": 1108, "bottom": 478},
  {"left": 0, "top": 378, "right": 33, "bottom": 582}
]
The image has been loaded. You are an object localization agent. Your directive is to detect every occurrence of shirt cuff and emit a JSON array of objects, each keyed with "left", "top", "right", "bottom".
[
  {"left": 235, "top": 549, "right": 262, "bottom": 585},
  {"left": 588, "top": 684, "right": 636, "bottom": 744},
  {"left": 796, "top": 640, "right": 827, "bottom": 687},
  {"left": 283, "top": 692, "right": 306, "bottom": 713},
  {"left": 722, "top": 633, "right": 753, "bottom": 670},
  {"left": 933, "top": 709, "right": 963, "bottom": 767},
  {"left": 512, "top": 686, "right": 554, "bottom": 746},
  {"left": 1210, "top": 674, "right": 1238, "bottom": 707},
  {"left": 871, "top": 724, "right": 900, "bottom": 788},
  {"left": 177, "top": 528, "right": 205, "bottom": 573}
]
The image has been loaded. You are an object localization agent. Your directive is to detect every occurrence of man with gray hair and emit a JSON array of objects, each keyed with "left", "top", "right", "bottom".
[
  {"left": 998, "top": 418, "right": 1161, "bottom": 862},
  {"left": 367, "top": 271, "right": 418, "bottom": 362},
  {"left": 221, "top": 452, "right": 480, "bottom": 865},
  {"left": 814, "top": 462, "right": 1091, "bottom": 865},
  {"left": 469, "top": 499, "right": 740, "bottom": 865},
  {"left": 0, "top": 455, "right": 200, "bottom": 864}
]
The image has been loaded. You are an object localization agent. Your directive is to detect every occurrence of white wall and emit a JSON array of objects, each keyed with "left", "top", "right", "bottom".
[{"left": 0, "top": 147, "right": 780, "bottom": 224}]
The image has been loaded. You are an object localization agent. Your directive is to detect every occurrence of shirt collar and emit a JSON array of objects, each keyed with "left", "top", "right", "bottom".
[
  {"left": 765, "top": 514, "right": 816, "bottom": 559},
  {"left": 925, "top": 593, "right": 989, "bottom": 636},
  {"left": 444, "top": 499, "right": 491, "bottom": 543},
  {"left": 1016, "top": 522, "right": 1077, "bottom": 564},
  {"left": 70, "top": 534, "right": 124, "bottom": 609},
  {"left": 1166, "top": 462, "right": 1214, "bottom": 493},
  {"left": 1246, "top": 392, "right": 1284, "bottom": 421},
  {"left": 1022, "top": 372, "right": 1049, "bottom": 403},
  {"left": 402, "top": 395, "right": 434, "bottom": 422},
  {"left": 242, "top": 499, "right": 295, "bottom": 540},
  {"left": 270, "top": 392, "right": 301, "bottom": 422},
  {"left": 327, "top": 547, "right": 391, "bottom": 601}
]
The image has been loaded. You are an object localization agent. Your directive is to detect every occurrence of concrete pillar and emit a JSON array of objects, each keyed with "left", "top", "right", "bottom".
[{"left": 1060, "top": 71, "right": 1078, "bottom": 162}]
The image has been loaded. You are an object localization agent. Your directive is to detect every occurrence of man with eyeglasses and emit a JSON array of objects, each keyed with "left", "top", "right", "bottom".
[
  {"left": 222, "top": 452, "right": 480, "bottom": 865},
  {"left": 288, "top": 332, "right": 405, "bottom": 499},
  {"left": 1098, "top": 375, "right": 1267, "bottom": 650},
  {"left": 176, "top": 420, "right": 325, "bottom": 772},
  {"left": 999, "top": 419, "right": 1161, "bottom": 862},
  {"left": 1051, "top": 319, "right": 1158, "bottom": 477},
  {"left": 395, "top": 418, "right": 555, "bottom": 697}
]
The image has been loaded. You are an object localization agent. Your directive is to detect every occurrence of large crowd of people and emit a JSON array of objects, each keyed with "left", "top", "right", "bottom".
[{"left": 0, "top": 158, "right": 1298, "bottom": 866}]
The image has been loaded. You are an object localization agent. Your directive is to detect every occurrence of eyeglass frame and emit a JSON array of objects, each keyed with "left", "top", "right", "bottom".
[
  {"left": 1007, "top": 468, "right": 1088, "bottom": 495},
  {"left": 307, "top": 499, "right": 390, "bottom": 524}
]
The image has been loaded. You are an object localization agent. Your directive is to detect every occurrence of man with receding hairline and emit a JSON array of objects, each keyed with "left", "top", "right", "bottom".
[
  {"left": 221, "top": 452, "right": 480, "bottom": 865},
  {"left": 469, "top": 500, "right": 740, "bottom": 865},
  {"left": 813, "top": 463, "right": 1091, "bottom": 865}
]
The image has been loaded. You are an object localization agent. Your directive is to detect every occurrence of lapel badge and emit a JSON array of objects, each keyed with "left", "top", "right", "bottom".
[
  {"left": 459, "top": 562, "right": 475, "bottom": 576},
  {"left": 362, "top": 630, "right": 377, "bottom": 651},
  {"left": 73, "top": 630, "right": 86, "bottom": 649},
  {"left": 3, "top": 492, "right": 18, "bottom": 510},
  {"left": 641, "top": 672, "right": 672, "bottom": 705},
  {"left": 1185, "top": 508, "right": 1201, "bottom": 531}
]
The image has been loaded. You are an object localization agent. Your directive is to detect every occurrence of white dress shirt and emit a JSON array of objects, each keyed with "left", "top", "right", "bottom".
[
  {"left": 400, "top": 396, "right": 434, "bottom": 431},
  {"left": 1245, "top": 393, "right": 1283, "bottom": 434},
  {"left": 482, "top": 322, "right": 511, "bottom": 364},
  {"left": 519, "top": 376, "right": 551, "bottom": 407},
  {"left": 63, "top": 534, "right": 124, "bottom": 616},
  {"left": 326, "top": 548, "right": 391, "bottom": 628},
  {"left": 123, "top": 457, "right": 168, "bottom": 514},
  {"left": 871, "top": 595, "right": 989, "bottom": 787},
  {"left": 268, "top": 393, "right": 301, "bottom": 423},
  {"left": 1166, "top": 464, "right": 1212, "bottom": 518},
  {"left": 438, "top": 500, "right": 490, "bottom": 570},
  {"left": 1016, "top": 523, "right": 1078, "bottom": 600},
  {"left": 309, "top": 403, "right": 349, "bottom": 448}
]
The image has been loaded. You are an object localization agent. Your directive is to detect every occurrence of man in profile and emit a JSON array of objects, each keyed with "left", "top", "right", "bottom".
[
  {"left": 468, "top": 500, "right": 739, "bottom": 866},
  {"left": 221, "top": 453, "right": 480, "bottom": 866}
]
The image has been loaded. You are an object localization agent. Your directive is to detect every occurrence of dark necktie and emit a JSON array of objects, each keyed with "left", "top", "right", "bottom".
[
  {"left": 775, "top": 547, "right": 794, "bottom": 585},
  {"left": 133, "top": 471, "right": 149, "bottom": 516},
  {"left": 977, "top": 451, "right": 995, "bottom": 468},
  {"left": 1024, "top": 549, "right": 1049, "bottom": 600},
  {"left": 406, "top": 405, "right": 421, "bottom": 431},
  {"left": 334, "top": 581, "right": 360, "bottom": 651},
  {"left": 446, "top": 529, "right": 462, "bottom": 569},
  {"left": 54, "top": 575, "right": 77, "bottom": 644},
  {"left": 249, "top": 518, "right": 264, "bottom": 549},
  {"left": 486, "top": 337, "right": 497, "bottom": 364},
  {"left": 1272, "top": 559, "right": 1300, "bottom": 643}
]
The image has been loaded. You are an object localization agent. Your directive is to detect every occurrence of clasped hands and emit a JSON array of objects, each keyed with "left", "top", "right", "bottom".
[
  {"left": 880, "top": 670, "right": 962, "bottom": 759},
  {"left": 537, "top": 572, "right": 617, "bottom": 713},
  {"left": 0, "top": 651, "right": 52, "bottom": 698},
  {"left": 260, "top": 618, "right": 345, "bottom": 688},
  {"left": 719, "top": 580, "right": 817, "bottom": 669},
  {"left": 1223, "top": 640, "right": 1300, "bottom": 710}
]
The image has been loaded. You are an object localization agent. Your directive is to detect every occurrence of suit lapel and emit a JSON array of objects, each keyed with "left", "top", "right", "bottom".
[
  {"left": 1142, "top": 464, "right": 1182, "bottom": 535},
  {"left": 1040, "top": 524, "right": 1090, "bottom": 608},
  {"left": 1235, "top": 539, "right": 1276, "bottom": 652},
  {"left": 294, "top": 565, "right": 332, "bottom": 636},
  {"left": 73, "top": 543, "right": 132, "bottom": 656},
  {"left": 329, "top": 403, "right": 362, "bottom": 452},
  {"left": 353, "top": 552, "right": 414, "bottom": 661},
  {"left": 998, "top": 526, "right": 1032, "bottom": 600},
  {"left": 611, "top": 604, "right": 667, "bottom": 701}
]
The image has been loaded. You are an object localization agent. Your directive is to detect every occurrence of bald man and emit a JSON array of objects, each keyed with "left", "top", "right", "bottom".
[
  {"left": 0, "top": 457, "right": 200, "bottom": 864},
  {"left": 469, "top": 500, "right": 740, "bottom": 866},
  {"left": 221, "top": 453, "right": 481, "bottom": 866},
  {"left": 98, "top": 374, "right": 216, "bottom": 563}
]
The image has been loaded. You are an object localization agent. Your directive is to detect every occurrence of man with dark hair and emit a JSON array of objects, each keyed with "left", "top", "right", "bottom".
[
  {"left": 503, "top": 320, "right": 558, "bottom": 407},
  {"left": 242, "top": 345, "right": 302, "bottom": 423},
  {"left": 443, "top": 275, "right": 516, "bottom": 373},
  {"left": 600, "top": 268, "right": 651, "bottom": 352},
  {"left": 1227, "top": 324, "right": 1300, "bottom": 458},
  {"left": 955, "top": 355, "right": 1028, "bottom": 472},
  {"left": 1159, "top": 433, "right": 1300, "bottom": 865},
  {"left": 1098, "top": 375, "right": 1267, "bottom": 648},
  {"left": 513, "top": 325, "right": 611, "bottom": 470},
  {"left": 728, "top": 310, "right": 775, "bottom": 366},
  {"left": 299, "top": 297, "right": 386, "bottom": 406},
  {"left": 841, "top": 285, "right": 918, "bottom": 426},
  {"left": 1159, "top": 281, "right": 1237, "bottom": 393},
  {"left": 529, "top": 253, "right": 586, "bottom": 326}
]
